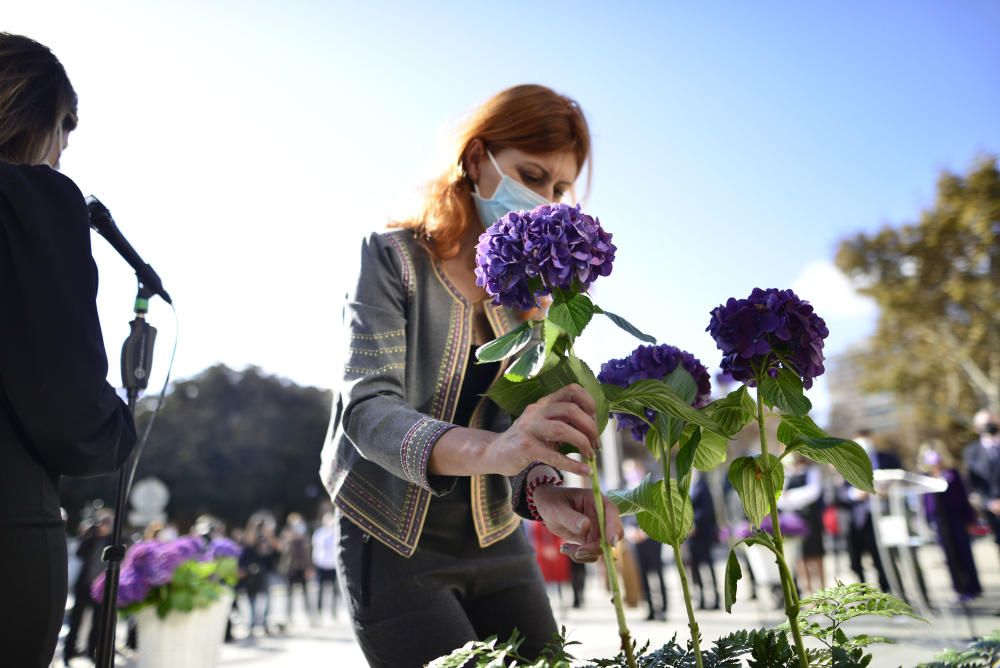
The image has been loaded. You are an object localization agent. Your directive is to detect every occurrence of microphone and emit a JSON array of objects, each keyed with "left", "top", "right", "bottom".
[{"left": 86, "top": 196, "right": 172, "bottom": 305}]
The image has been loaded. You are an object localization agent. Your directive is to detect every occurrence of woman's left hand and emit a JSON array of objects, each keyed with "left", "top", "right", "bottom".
[{"left": 531, "top": 484, "right": 623, "bottom": 563}]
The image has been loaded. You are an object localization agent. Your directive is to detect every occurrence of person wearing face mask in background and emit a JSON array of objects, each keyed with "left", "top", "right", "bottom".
[
  {"left": 319, "top": 84, "right": 623, "bottom": 668},
  {"left": 0, "top": 33, "right": 137, "bottom": 667},
  {"left": 964, "top": 409, "right": 1000, "bottom": 561}
]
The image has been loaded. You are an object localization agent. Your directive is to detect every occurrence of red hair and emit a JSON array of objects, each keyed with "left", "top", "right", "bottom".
[{"left": 393, "top": 84, "right": 591, "bottom": 260}]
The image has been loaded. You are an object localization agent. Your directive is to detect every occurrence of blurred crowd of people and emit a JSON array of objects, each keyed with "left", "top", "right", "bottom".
[
  {"left": 528, "top": 408, "right": 1000, "bottom": 622},
  {"left": 62, "top": 409, "right": 1000, "bottom": 661},
  {"left": 62, "top": 507, "right": 344, "bottom": 663}
]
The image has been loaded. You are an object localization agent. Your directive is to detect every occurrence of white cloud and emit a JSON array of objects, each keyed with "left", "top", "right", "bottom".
[{"left": 791, "top": 260, "right": 877, "bottom": 320}]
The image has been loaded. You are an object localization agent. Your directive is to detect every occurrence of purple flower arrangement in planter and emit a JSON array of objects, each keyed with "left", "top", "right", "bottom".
[{"left": 91, "top": 536, "right": 241, "bottom": 618}]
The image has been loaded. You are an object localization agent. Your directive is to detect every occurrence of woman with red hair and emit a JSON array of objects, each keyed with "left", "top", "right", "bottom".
[{"left": 320, "top": 84, "right": 622, "bottom": 667}]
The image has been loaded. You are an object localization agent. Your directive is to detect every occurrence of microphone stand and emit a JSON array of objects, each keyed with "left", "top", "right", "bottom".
[{"left": 95, "top": 281, "right": 158, "bottom": 668}]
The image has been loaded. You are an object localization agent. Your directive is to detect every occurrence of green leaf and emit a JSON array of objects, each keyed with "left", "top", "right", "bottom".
[
  {"left": 758, "top": 367, "right": 812, "bottom": 417},
  {"left": 656, "top": 368, "right": 698, "bottom": 446},
  {"left": 728, "top": 454, "right": 784, "bottom": 527},
  {"left": 565, "top": 354, "right": 609, "bottom": 433},
  {"left": 676, "top": 427, "right": 699, "bottom": 482},
  {"left": 539, "top": 319, "right": 566, "bottom": 373},
  {"left": 703, "top": 386, "right": 757, "bottom": 437},
  {"left": 664, "top": 367, "right": 697, "bottom": 405},
  {"left": 777, "top": 415, "right": 875, "bottom": 494},
  {"left": 607, "top": 488, "right": 643, "bottom": 517},
  {"left": 724, "top": 548, "right": 742, "bottom": 613},
  {"left": 693, "top": 428, "right": 729, "bottom": 472},
  {"left": 599, "top": 308, "right": 657, "bottom": 344},
  {"left": 547, "top": 291, "right": 597, "bottom": 338},
  {"left": 608, "top": 379, "right": 723, "bottom": 434},
  {"left": 505, "top": 341, "right": 546, "bottom": 382},
  {"left": 475, "top": 321, "right": 534, "bottom": 363},
  {"left": 608, "top": 474, "right": 692, "bottom": 544},
  {"left": 487, "top": 358, "right": 576, "bottom": 416}
]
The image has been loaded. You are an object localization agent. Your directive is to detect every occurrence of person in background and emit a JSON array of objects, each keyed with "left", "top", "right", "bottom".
[
  {"left": 964, "top": 409, "right": 1000, "bottom": 561},
  {"left": 530, "top": 520, "right": 573, "bottom": 610},
  {"left": 840, "top": 429, "right": 897, "bottom": 592},
  {"left": 240, "top": 514, "right": 281, "bottom": 636},
  {"left": 63, "top": 510, "right": 113, "bottom": 666},
  {"left": 779, "top": 454, "right": 826, "bottom": 594},
  {"left": 627, "top": 520, "right": 667, "bottom": 621},
  {"left": 921, "top": 446, "right": 982, "bottom": 604},
  {"left": 688, "top": 471, "right": 720, "bottom": 610},
  {"left": 0, "top": 33, "right": 138, "bottom": 666},
  {"left": 312, "top": 511, "right": 339, "bottom": 622},
  {"left": 279, "top": 512, "right": 313, "bottom": 627}
]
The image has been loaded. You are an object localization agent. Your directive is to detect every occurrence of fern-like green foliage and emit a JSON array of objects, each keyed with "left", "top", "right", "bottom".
[
  {"left": 775, "top": 581, "right": 923, "bottom": 667},
  {"left": 426, "top": 628, "right": 577, "bottom": 668},
  {"left": 583, "top": 629, "right": 796, "bottom": 668},
  {"left": 428, "top": 587, "right": 923, "bottom": 668},
  {"left": 918, "top": 630, "right": 1000, "bottom": 668}
]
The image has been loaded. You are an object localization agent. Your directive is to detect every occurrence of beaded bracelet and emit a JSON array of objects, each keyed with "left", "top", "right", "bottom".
[{"left": 526, "top": 474, "right": 564, "bottom": 523}]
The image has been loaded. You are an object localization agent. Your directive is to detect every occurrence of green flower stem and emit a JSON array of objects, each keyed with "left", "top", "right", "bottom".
[
  {"left": 588, "top": 456, "right": 637, "bottom": 668},
  {"left": 755, "top": 387, "right": 808, "bottom": 668},
  {"left": 658, "top": 442, "right": 704, "bottom": 668}
]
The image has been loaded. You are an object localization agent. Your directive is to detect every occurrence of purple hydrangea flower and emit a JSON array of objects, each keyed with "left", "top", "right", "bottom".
[
  {"left": 731, "top": 513, "right": 809, "bottom": 539},
  {"left": 598, "top": 344, "right": 711, "bottom": 441},
  {"left": 204, "top": 537, "right": 242, "bottom": 560},
  {"left": 90, "top": 564, "right": 151, "bottom": 607},
  {"left": 706, "top": 288, "right": 828, "bottom": 389},
  {"left": 90, "top": 536, "right": 210, "bottom": 606},
  {"left": 127, "top": 537, "right": 202, "bottom": 586},
  {"left": 474, "top": 203, "right": 616, "bottom": 310}
]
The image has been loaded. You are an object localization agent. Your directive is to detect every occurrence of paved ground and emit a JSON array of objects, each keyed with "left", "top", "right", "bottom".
[{"left": 62, "top": 540, "right": 1000, "bottom": 667}]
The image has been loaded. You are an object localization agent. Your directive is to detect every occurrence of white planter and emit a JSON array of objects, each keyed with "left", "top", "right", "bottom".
[
  {"left": 742, "top": 536, "right": 801, "bottom": 586},
  {"left": 134, "top": 589, "right": 233, "bottom": 668}
]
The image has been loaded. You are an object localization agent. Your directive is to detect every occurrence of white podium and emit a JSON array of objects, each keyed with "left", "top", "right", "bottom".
[{"left": 870, "top": 469, "right": 947, "bottom": 618}]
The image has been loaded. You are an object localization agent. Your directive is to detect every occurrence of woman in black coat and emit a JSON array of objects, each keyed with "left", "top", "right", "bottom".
[{"left": 0, "top": 33, "right": 136, "bottom": 667}]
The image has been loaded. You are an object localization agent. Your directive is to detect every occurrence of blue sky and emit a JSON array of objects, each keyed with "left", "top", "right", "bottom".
[{"left": 8, "top": 1, "right": 1000, "bottom": 420}]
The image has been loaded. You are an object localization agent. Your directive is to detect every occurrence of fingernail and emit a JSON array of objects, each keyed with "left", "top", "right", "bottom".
[
  {"left": 609, "top": 534, "right": 619, "bottom": 547},
  {"left": 575, "top": 517, "right": 587, "bottom": 532},
  {"left": 582, "top": 465, "right": 592, "bottom": 476},
  {"left": 559, "top": 545, "right": 572, "bottom": 554}
]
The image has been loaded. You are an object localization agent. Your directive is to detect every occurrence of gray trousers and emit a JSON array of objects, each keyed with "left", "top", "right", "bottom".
[{"left": 336, "top": 505, "right": 557, "bottom": 668}]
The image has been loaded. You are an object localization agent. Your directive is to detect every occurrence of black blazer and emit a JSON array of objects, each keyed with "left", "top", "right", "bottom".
[{"left": 0, "top": 161, "right": 136, "bottom": 527}]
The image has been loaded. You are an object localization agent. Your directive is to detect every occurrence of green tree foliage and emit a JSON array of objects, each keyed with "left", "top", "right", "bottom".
[
  {"left": 60, "top": 365, "right": 332, "bottom": 529},
  {"left": 835, "top": 156, "right": 1000, "bottom": 447}
]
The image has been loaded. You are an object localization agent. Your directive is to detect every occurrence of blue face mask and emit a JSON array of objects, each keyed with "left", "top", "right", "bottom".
[{"left": 471, "top": 150, "right": 550, "bottom": 228}]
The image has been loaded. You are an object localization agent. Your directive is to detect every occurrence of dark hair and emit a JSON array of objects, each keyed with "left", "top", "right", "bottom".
[{"left": 0, "top": 33, "right": 77, "bottom": 164}]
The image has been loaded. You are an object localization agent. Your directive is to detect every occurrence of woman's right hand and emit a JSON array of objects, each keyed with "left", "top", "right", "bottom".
[{"left": 482, "top": 384, "right": 598, "bottom": 477}]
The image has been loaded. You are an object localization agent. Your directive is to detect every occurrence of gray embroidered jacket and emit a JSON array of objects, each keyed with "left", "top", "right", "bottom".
[{"left": 320, "top": 229, "right": 535, "bottom": 558}]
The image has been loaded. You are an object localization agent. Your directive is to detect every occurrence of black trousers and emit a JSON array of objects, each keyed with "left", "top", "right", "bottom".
[
  {"left": 64, "top": 583, "right": 100, "bottom": 661},
  {"left": 0, "top": 524, "right": 68, "bottom": 668},
  {"left": 848, "top": 516, "right": 890, "bottom": 592},
  {"left": 336, "top": 511, "right": 557, "bottom": 668}
]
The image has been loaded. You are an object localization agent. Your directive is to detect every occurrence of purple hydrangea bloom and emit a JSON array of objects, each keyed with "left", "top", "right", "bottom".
[
  {"left": 598, "top": 344, "right": 711, "bottom": 441},
  {"left": 706, "top": 288, "right": 829, "bottom": 389},
  {"left": 90, "top": 564, "right": 151, "bottom": 607},
  {"left": 204, "top": 537, "right": 242, "bottom": 560},
  {"left": 726, "top": 513, "right": 810, "bottom": 540},
  {"left": 129, "top": 538, "right": 202, "bottom": 586},
  {"left": 474, "top": 203, "right": 616, "bottom": 310}
]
